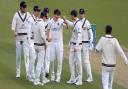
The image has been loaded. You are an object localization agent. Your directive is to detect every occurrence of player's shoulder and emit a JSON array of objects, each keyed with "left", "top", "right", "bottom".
[
  {"left": 26, "top": 12, "right": 31, "bottom": 16},
  {"left": 13, "top": 11, "right": 19, "bottom": 17},
  {"left": 58, "top": 18, "right": 64, "bottom": 23},
  {"left": 85, "top": 19, "right": 91, "bottom": 25},
  {"left": 77, "top": 20, "right": 82, "bottom": 27},
  {"left": 27, "top": 15, "right": 33, "bottom": 21},
  {"left": 38, "top": 19, "right": 44, "bottom": 23},
  {"left": 48, "top": 18, "right": 54, "bottom": 24}
]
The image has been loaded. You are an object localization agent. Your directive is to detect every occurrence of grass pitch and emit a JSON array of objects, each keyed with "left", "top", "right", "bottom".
[{"left": 0, "top": 0, "right": 128, "bottom": 89}]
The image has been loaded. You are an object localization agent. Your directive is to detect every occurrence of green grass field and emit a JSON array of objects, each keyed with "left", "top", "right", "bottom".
[{"left": 0, "top": 0, "right": 128, "bottom": 89}]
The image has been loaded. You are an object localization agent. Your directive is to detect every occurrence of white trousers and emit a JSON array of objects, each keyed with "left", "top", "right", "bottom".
[
  {"left": 102, "top": 66, "right": 115, "bottom": 89},
  {"left": 82, "top": 43, "right": 93, "bottom": 80},
  {"left": 34, "top": 46, "right": 45, "bottom": 82},
  {"left": 28, "top": 40, "right": 36, "bottom": 79},
  {"left": 44, "top": 43, "right": 51, "bottom": 74},
  {"left": 16, "top": 40, "right": 29, "bottom": 76},
  {"left": 69, "top": 44, "right": 82, "bottom": 82},
  {"left": 50, "top": 42, "right": 63, "bottom": 79}
]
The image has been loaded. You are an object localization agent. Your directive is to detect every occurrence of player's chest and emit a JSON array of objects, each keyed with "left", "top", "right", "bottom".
[{"left": 51, "top": 22, "right": 62, "bottom": 30}]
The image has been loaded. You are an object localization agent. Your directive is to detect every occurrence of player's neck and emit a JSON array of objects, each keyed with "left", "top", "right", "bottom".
[
  {"left": 53, "top": 17, "right": 58, "bottom": 22},
  {"left": 80, "top": 17, "right": 85, "bottom": 20},
  {"left": 43, "top": 18, "right": 47, "bottom": 22},
  {"left": 20, "top": 10, "right": 25, "bottom": 14},
  {"left": 73, "top": 17, "right": 78, "bottom": 21}
]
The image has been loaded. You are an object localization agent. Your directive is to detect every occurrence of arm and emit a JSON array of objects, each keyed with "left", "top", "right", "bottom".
[
  {"left": 87, "top": 21, "right": 93, "bottom": 43},
  {"left": 95, "top": 37, "right": 102, "bottom": 53},
  {"left": 40, "top": 22, "right": 48, "bottom": 44},
  {"left": 65, "top": 19, "right": 74, "bottom": 27},
  {"left": 26, "top": 18, "right": 32, "bottom": 45},
  {"left": 89, "top": 29, "right": 93, "bottom": 43},
  {"left": 11, "top": 13, "right": 17, "bottom": 37},
  {"left": 47, "top": 29, "right": 52, "bottom": 42},
  {"left": 46, "top": 22, "right": 52, "bottom": 42},
  {"left": 115, "top": 39, "right": 128, "bottom": 65},
  {"left": 63, "top": 16, "right": 73, "bottom": 27},
  {"left": 62, "top": 22, "right": 69, "bottom": 29}
]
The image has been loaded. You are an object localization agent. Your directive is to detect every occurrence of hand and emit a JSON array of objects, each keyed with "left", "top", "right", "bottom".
[
  {"left": 13, "top": 32, "right": 17, "bottom": 37},
  {"left": 74, "top": 47, "right": 78, "bottom": 52},
  {"left": 125, "top": 60, "right": 128, "bottom": 65},
  {"left": 45, "top": 43, "right": 48, "bottom": 50},
  {"left": 62, "top": 16, "right": 66, "bottom": 21},
  {"left": 89, "top": 43, "right": 94, "bottom": 51},
  {"left": 47, "top": 37, "right": 52, "bottom": 42}
]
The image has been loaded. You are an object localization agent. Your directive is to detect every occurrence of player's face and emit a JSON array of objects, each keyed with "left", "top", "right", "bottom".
[
  {"left": 45, "top": 13, "right": 49, "bottom": 19},
  {"left": 34, "top": 11, "right": 40, "bottom": 17},
  {"left": 54, "top": 15, "right": 60, "bottom": 20},
  {"left": 71, "top": 15, "right": 75, "bottom": 20},
  {"left": 79, "top": 14, "right": 85, "bottom": 19},
  {"left": 20, "top": 7, "right": 27, "bottom": 13}
]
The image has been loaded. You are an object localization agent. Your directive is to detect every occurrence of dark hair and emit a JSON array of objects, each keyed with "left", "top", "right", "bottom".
[
  {"left": 70, "top": 10, "right": 78, "bottom": 17},
  {"left": 105, "top": 25, "right": 112, "bottom": 34},
  {"left": 33, "top": 5, "right": 41, "bottom": 12},
  {"left": 40, "top": 11, "right": 47, "bottom": 17},
  {"left": 20, "top": 1, "right": 27, "bottom": 8},
  {"left": 44, "top": 7, "right": 49, "bottom": 13},
  {"left": 79, "top": 8, "right": 85, "bottom": 14},
  {"left": 54, "top": 9, "right": 61, "bottom": 16}
]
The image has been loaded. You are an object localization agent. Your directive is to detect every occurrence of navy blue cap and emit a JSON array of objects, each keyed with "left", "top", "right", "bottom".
[
  {"left": 70, "top": 10, "right": 78, "bottom": 17},
  {"left": 79, "top": 8, "right": 85, "bottom": 14},
  {"left": 33, "top": 5, "right": 41, "bottom": 12},
  {"left": 43, "top": 7, "right": 49, "bottom": 13},
  {"left": 20, "top": 1, "right": 27, "bottom": 8}
]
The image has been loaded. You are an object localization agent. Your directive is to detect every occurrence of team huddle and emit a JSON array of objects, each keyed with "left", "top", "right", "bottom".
[{"left": 11, "top": 1, "right": 128, "bottom": 89}]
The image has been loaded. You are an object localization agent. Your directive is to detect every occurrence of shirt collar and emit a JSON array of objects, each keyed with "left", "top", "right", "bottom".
[
  {"left": 81, "top": 18, "right": 85, "bottom": 22},
  {"left": 19, "top": 10, "right": 26, "bottom": 15},
  {"left": 105, "top": 34, "right": 112, "bottom": 37},
  {"left": 73, "top": 18, "right": 79, "bottom": 23}
]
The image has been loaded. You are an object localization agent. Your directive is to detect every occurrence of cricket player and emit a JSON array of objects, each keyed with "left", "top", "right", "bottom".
[
  {"left": 26, "top": 5, "right": 41, "bottom": 82},
  {"left": 79, "top": 8, "right": 93, "bottom": 82},
  {"left": 64, "top": 10, "right": 83, "bottom": 85},
  {"left": 32, "top": 11, "right": 48, "bottom": 85},
  {"left": 43, "top": 7, "right": 51, "bottom": 78},
  {"left": 39, "top": 11, "right": 51, "bottom": 85},
  {"left": 11, "top": 1, "right": 31, "bottom": 78},
  {"left": 96, "top": 25, "right": 128, "bottom": 89},
  {"left": 47, "top": 9, "right": 67, "bottom": 82}
]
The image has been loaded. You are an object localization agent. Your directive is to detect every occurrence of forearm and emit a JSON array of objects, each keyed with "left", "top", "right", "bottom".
[
  {"left": 65, "top": 20, "right": 73, "bottom": 27},
  {"left": 89, "top": 29, "right": 93, "bottom": 43}
]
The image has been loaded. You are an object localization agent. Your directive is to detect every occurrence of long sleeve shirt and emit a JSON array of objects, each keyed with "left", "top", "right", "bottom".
[
  {"left": 96, "top": 35, "right": 128, "bottom": 65},
  {"left": 65, "top": 18, "right": 82, "bottom": 47}
]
